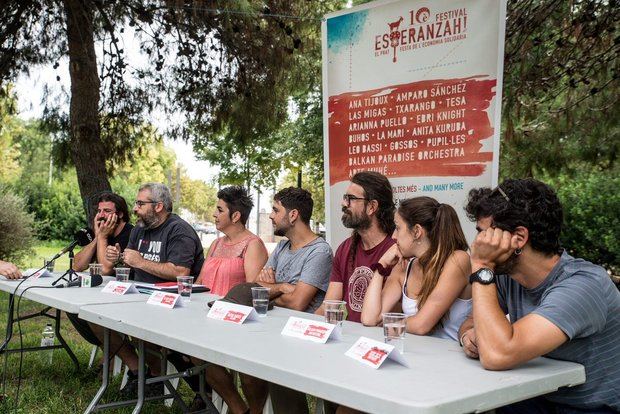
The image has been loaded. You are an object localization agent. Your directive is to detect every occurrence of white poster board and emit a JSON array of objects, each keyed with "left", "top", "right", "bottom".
[{"left": 322, "top": 0, "right": 506, "bottom": 247}]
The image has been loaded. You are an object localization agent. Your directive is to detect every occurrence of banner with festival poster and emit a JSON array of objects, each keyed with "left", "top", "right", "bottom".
[{"left": 322, "top": 0, "right": 506, "bottom": 247}]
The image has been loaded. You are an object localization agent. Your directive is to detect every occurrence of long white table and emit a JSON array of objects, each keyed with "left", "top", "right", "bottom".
[
  {"left": 79, "top": 296, "right": 585, "bottom": 414},
  {"left": 0, "top": 275, "right": 151, "bottom": 368},
  {"left": 0, "top": 276, "right": 213, "bottom": 412}
]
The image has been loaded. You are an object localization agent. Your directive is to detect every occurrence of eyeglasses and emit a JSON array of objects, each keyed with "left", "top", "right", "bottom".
[
  {"left": 342, "top": 194, "right": 368, "bottom": 206},
  {"left": 134, "top": 200, "right": 158, "bottom": 207}
]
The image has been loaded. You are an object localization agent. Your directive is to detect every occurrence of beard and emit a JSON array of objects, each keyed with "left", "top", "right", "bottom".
[
  {"left": 495, "top": 252, "right": 520, "bottom": 275},
  {"left": 341, "top": 207, "right": 371, "bottom": 230},
  {"left": 135, "top": 209, "right": 158, "bottom": 229},
  {"left": 273, "top": 217, "right": 291, "bottom": 237}
]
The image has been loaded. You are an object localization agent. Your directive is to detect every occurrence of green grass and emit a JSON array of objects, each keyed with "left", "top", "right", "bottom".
[
  {"left": 0, "top": 243, "right": 195, "bottom": 413},
  {"left": 22, "top": 240, "right": 72, "bottom": 271}
]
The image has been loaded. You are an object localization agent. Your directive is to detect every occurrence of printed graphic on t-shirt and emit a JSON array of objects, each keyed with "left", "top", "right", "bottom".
[
  {"left": 348, "top": 266, "right": 373, "bottom": 312},
  {"left": 139, "top": 239, "right": 162, "bottom": 262}
]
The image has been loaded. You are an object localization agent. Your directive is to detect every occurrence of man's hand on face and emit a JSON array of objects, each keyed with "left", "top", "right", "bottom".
[
  {"left": 121, "top": 249, "right": 143, "bottom": 268},
  {"left": 96, "top": 213, "right": 118, "bottom": 238},
  {"left": 0, "top": 261, "right": 22, "bottom": 279},
  {"left": 257, "top": 267, "right": 276, "bottom": 284},
  {"left": 461, "top": 328, "right": 479, "bottom": 359},
  {"left": 471, "top": 227, "right": 519, "bottom": 271}
]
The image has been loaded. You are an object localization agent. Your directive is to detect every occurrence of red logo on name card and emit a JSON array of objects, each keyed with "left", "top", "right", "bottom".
[
  {"left": 113, "top": 286, "right": 126, "bottom": 294},
  {"left": 304, "top": 325, "right": 329, "bottom": 339},
  {"left": 363, "top": 347, "right": 388, "bottom": 365},
  {"left": 161, "top": 295, "right": 176, "bottom": 305},
  {"left": 224, "top": 311, "right": 245, "bottom": 323}
]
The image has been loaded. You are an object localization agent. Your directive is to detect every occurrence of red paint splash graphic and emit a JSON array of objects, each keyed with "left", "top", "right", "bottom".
[{"left": 328, "top": 76, "right": 496, "bottom": 186}]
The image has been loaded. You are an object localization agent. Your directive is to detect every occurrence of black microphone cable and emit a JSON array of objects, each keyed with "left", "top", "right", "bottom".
[{"left": 0, "top": 264, "right": 47, "bottom": 400}]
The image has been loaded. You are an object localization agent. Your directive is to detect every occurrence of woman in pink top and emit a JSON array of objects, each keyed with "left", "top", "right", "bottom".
[
  {"left": 196, "top": 186, "right": 268, "bottom": 296},
  {"left": 194, "top": 186, "right": 268, "bottom": 414}
]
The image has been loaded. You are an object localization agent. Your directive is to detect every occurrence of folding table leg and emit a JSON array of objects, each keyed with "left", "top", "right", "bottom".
[
  {"left": 53, "top": 309, "right": 79, "bottom": 370},
  {"left": 132, "top": 339, "right": 145, "bottom": 414},
  {"left": 0, "top": 294, "right": 14, "bottom": 353},
  {"left": 83, "top": 328, "right": 110, "bottom": 414},
  {"left": 199, "top": 367, "right": 221, "bottom": 414}
]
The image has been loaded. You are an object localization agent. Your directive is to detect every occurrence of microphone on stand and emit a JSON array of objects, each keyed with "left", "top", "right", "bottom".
[
  {"left": 50, "top": 228, "right": 95, "bottom": 286},
  {"left": 55, "top": 274, "right": 103, "bottom": 289},
  {"left": 48, "top": 228, "right": 95, "bottom": 262}
]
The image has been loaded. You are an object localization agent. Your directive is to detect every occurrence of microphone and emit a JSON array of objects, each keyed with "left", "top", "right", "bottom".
[
  {"left": 49, "top": 228, "right": 95, "bottom": 261},
  {"left": 56, "top": 274, "right": 103, "bottom": 288}
]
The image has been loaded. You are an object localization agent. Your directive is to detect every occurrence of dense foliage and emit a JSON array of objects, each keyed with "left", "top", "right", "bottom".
[{"left": 0, "top": 188, "right": 35, "bottom": 265}]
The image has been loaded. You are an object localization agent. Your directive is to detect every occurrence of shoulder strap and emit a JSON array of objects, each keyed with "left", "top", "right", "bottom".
[{"left": 403, "top": 259, "right": 414, "bottom": 292}]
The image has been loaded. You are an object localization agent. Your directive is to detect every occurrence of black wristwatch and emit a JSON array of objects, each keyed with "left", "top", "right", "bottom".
[
  {"left": 469, "top": 268, "right": 495, "bottom": 285},
  {"left": 370, "top": 262, "right": 391, "bottom": 277}
]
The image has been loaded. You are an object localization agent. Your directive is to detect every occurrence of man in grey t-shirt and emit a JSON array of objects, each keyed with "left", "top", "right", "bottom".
[
  {"left": 251, "top": 187, "right": 332, "bottom": 414},
  {"left": 257, "top": 187, "right": 333, "bottom": 313},
  {"left": 460, "top": 179, "right": 619, "bottom": 413}
]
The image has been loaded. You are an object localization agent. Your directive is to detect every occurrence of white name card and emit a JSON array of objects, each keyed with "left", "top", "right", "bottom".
[
  {"left": 147, "top": 291, "right": 184, "bottom": 309},
  {"left": 345, "top": 336, "right": 409, "bottom": 369},
  {"left": 24, "top": 268, "right": 52, "bottom": 280},
  {"left": 281, "top": 316, "right": 342, "bottom": 344},
  {"left": 207, "top": 301, "right": 258, "bottom": 324},
  {"left": 101, "top": 281, "right": 139, "bottom": 295}
]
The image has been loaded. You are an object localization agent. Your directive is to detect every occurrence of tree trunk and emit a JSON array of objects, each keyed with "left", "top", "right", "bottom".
[{"left": 64, "top": 0, "right": 111, "bottom": 208}]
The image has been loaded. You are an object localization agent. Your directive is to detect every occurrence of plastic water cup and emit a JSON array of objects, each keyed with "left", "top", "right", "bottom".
[
  {"left": 251, "top": 287, "right": 270, "bottom": 317},
  {"left": 83, "top": 263, "right": 103, "bottom": 287},
  {"left": 383, "top": 312, "right": 407, "bottom": 353},
  {"left": 43, "top": 258, "right": 55, "bottom": 273},
  {"left": 115, "top": 267, "right": 130, "bottom": 282},
  {"left": 89, "top": 263, "right": 103, "bottom": 276},
  {"left": 177, "top": 276, "right": 193, "bottom": 302},
  {"left": 323, "top": 300, "right": 346, "bottom": 330}
]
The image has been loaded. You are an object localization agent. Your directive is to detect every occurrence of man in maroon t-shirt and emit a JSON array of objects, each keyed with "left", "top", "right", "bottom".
[{"left": 316, "top": 171, "right": 395, "bottom": 322}]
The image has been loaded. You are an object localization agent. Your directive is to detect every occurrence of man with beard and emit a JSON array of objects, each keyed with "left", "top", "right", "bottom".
[
  {"left": 73, "top": 192, "right": 133, "bottom": 275},
  {"left": 459, "top": 178, "right": 619, "bottom": 413},
  {"left": 105, "top": 183, "right": 205, "bottom": 400},
  {"left": 315, "top": 171, "right": 395, "bottom": 323},
  {"left": 67, "top": 192, "right": 134, "bottom": 354},
  {"left": 107, "top": 182, "right": 204, "bottom": 283},
  {"left": 249, "top": 187, "right": 332, "bottom": 414},
  {"left": 256, "top": 187, "right": 333, "bottom": 312}
]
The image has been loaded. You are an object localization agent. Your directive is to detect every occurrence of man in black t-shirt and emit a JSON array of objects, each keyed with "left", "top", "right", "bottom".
[
  {"left": 107, "top": 183, "right": 204, "bottom": 283},
  {"left": 68, "top": 193, "right": 134, "bottom": 347},
  {"left": 105, "top": 183, "right": 206, "bottom": 400},
  {"left": 73, "top": 192, "right": 134, "bottom": 275}
]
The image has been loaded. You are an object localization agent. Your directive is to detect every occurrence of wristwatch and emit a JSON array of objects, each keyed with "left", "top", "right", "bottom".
[
  {"left": 370, "top": 262, "right": 391, "bottom": 277},
  {"left": 469, "top": 268, "right": 495, "bottom": 285}
]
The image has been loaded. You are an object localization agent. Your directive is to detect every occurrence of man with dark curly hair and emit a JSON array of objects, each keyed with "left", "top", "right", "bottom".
[{"left": 459, "top": 178, "right": 619, "bottom": 413}]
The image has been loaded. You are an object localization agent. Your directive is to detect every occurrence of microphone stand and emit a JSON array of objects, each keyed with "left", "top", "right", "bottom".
[{"left": 51, "top": 245, "right": 80, "bottom": 286}]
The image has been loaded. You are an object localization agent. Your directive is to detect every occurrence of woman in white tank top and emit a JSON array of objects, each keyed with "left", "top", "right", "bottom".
[{"left": 361, "top": 197, "right": 472, "bottom": 342}]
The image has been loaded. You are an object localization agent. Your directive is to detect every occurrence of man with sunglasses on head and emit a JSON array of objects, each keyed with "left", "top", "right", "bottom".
[
  {"left": 73, "top": 192, "right": 133, "bottom": 275},
  {"left": 315, "top": 171, "right": 395, "bottom": 324},
  {"left": 459, "top": 178, "right": 619, "bottom": 413}
]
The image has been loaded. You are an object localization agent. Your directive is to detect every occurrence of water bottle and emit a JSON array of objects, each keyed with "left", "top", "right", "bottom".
[{"left": 40, "top": 323, "right": 55, "bottom": 364}]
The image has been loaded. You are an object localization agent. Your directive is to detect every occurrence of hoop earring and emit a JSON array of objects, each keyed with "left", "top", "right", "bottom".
[{"left": 515, "top": 248, "right": 522, "bottom": 256}]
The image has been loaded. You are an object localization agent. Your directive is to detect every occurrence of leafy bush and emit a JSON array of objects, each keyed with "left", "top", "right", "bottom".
[
  {"left": 553, "top": 169, "right": 620, "bottom": 275},
  {"left": 0, "top": 188, "right": 35, "bottom": 264},
  {"left": 15, "top": 177, "right": 86, "bottom": 242}
]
